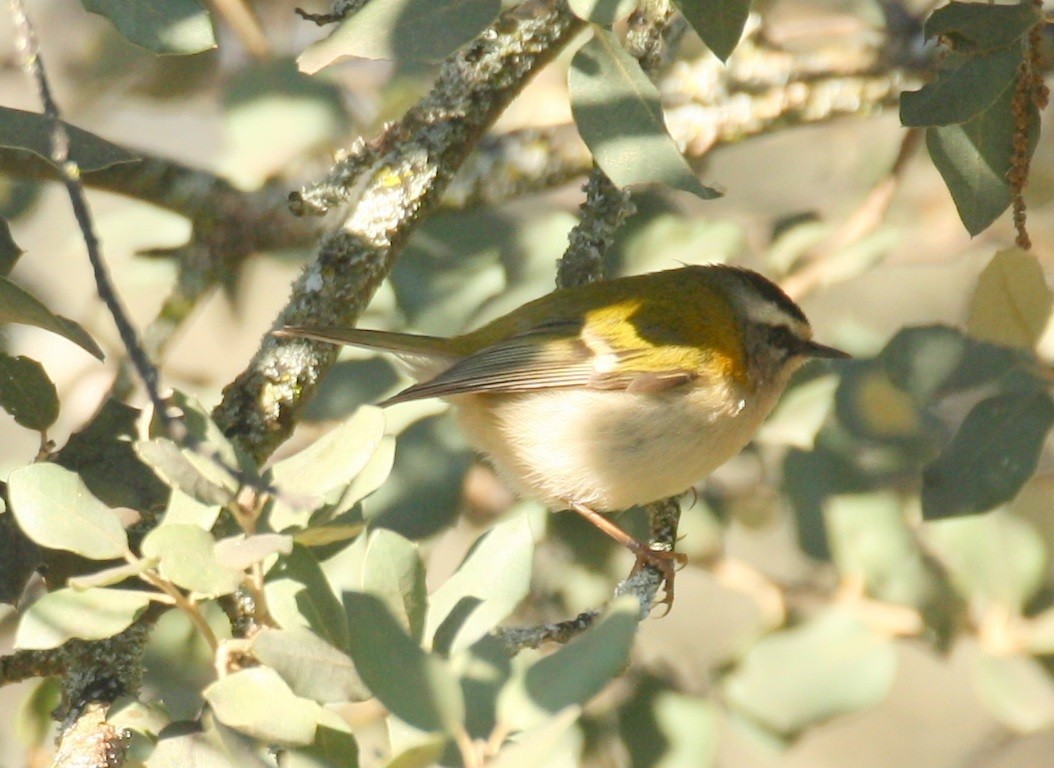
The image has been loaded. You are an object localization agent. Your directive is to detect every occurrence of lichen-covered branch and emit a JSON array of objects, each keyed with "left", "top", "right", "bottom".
[
  {"left": 0, "top": 647, "right": 64, "bottom": 685},
  {"left": 46, "top": 623, "right": 149, "bottom": 768},
  {"left": 213, "top": 0, "right": 585, "bottom": 462}
]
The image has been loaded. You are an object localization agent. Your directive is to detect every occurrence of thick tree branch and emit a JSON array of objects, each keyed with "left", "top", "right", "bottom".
[{"left": 213, "top": 0, "right": 586, "bottom": 462}]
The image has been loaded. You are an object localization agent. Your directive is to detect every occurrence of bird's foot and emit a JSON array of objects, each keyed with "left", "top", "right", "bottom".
[{"left": 628, "top": 543, "right": 687, "bottom": 616}]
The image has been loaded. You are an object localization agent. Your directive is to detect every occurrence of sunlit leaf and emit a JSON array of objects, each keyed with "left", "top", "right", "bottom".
[
  {"left": 426, "top": 511, "right": 535, "bottom": 654},
  {"left": 567, "top": 0, "right": 637, "bottom": 25},
  {"left": 136, "top": 438, "right": 237, "bottom": 506},
  {"left": 82, "top": 0, "right": 217, "bottom": 55},
  {"left": 723, "top": 609, "right": 897, "bottom": 734},
  {"left": 967, "top": 248, "right": 1053, "bottom": 350},
  {"left": 269, "top": 406, "right": 387, "bottom": 530},
  {"left": 498, "top": 596, "right": 639, "bottom": 730},
  {"left": 281, "top": 726, "right": 360, "bottom": 768},
  {"left": 568, "top": 29, "right": 720, "bottom": 199},
  {"left": 149, "top": 712, "right": 272, "bottom": 768},
  {"left": 204, "top": 667, "right": 349, "bottom": 747},
  {"left": 344, "top": 591, "right": 464, "bottom": 733},
  {"left": 972, "top": 652, "right": 1054, "bottom": 733},
  {"left": 14, "top": 587, "right": 152, "bottom": 649},
  {"left": 925, "top": 510, "right": 1045, "bottom": 610},
  {"left": 252, "top": 627, "right": 369, "bottom": 704},
  {"left": 267, "top": 545, "right": 350, "bottom": 651},
  {"left": 298, "top": 0, "right": 501, "bottom": 71},
  {"left": 8, "top": 463, "right": 128, "bottom": 559},
  {"left": 825, "top": 492, "right": 932, "bottom": 608},
  {"left": 141, "top": 524, "right": 243, "bottom": 597}
]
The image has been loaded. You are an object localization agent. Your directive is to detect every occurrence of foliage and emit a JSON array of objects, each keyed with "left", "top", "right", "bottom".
[{"left": 1, "top": 1, "right": 1053, "bottom": 768}]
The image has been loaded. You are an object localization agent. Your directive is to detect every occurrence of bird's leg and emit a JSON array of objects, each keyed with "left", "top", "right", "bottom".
[{"left": 568, "top": 501, "right": 687, "bottom": 612}]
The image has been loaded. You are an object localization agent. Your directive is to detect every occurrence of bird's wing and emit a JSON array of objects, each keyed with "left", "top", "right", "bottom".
[{"left": 382, "top": 320, "right": 695, "bottom": 405}]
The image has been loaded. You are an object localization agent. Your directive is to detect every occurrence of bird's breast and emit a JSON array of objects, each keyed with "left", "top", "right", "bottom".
[{"left": 450, "top": 380, "right": 780, "bottom": 512}]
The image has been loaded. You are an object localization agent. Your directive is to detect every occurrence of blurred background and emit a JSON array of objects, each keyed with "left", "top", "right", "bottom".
[{"left": 3, "top": 0, "right": 1054, "bottom": 766}]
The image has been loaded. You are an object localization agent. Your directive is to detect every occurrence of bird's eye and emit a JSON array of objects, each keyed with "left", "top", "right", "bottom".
[{"left": 765, "top": 324, "right": 803, "bottom": 356}]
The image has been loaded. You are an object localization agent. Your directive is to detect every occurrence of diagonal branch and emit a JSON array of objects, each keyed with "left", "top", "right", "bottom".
[{"left": 212, "top": 0, "right": 586, "bottom": 462}]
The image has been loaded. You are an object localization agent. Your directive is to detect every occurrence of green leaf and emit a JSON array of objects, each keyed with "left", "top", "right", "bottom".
[
  {"left": 337, "top": 434, "right": 396, "bottom": 511},
  {"left": 924, "top": 1, "right": 1042, "bottom": 54},
  {"left": 107, "top": 696, "right": 173, "bottom": 738},
  {"left": 967, "top": 248, "right": 1053, "bottom": 350},
  {"left": 824, "top": 493, "right": 931, "bottom": 608},
  {"left": 82, "top": 0, "right": 216, "bottom": 55},
  {"left": 204, "top": 667, "right": 348, "bottom": 747},
  {"left": 56, "top": 399, "right": 170, "bottom": 512},
  {"left": 498, "top": 596, "right": 639, "bottom": 730},
  {"left": 0, "top": 353, "right": 58, "bottom": 431},
  {"left": 568, "top": 29, "right": 721, "bottom": 199},
  {"left": 0, "top": 511, "right": 41, "bottom": 605},
  {"left": 0, "top": 215, "right": 22, "bottom": 276},
  {"left": 280, "top": 726, "right": 360, "bottom": 768},
  {"left": 14, "top": 587, "right": 151, "bottom": 649},
  {"left": 298, "top": 0, "right": 501, "bottom": 72},
  {"left": 487, "top": 706, "right": 583, "bottom": 768},
  {"left": 344, "top": 591, "right": 464, "bottom": 734},
  {"left": 676, "top": 0, "right": 752, "bottom": 62},
  {"left": 8, "top": 463, "right": 128, "bottom": 559},
  {"left": 900, "top": 49, "right": 1020, "bottom": 127},
  {"left": 0, "top": 276, "right": 104, "bottom": 359},
  {"left": 455, "top": 634, "right": 513, "bottom": 740},
  {"left": 922, "top": 391, "right": 1054, "bottom": 520},
  {"left": 0, "top": 107, "right": 138, "bottom": 173},
  {"left": 880, "top": 325, "right": 1023, "bottom": 404},
  {"left": 755, "top": 373, "right": 839, "bottom": 450},
  {"left": 378, "top": 737, "right": 446, "bottom": 768},
  {"left": 972, "top": 652, "right": 1054, "bottom": 733},
  {"left": 160, "top": 487, "right": 222, "bottom": 530},
  {"left": 925, "top": 78, "right": 1035, "bottom": 236},
  {"left": 152, "top": 391, "right": 257, "bottom": 493},
  {"left": 426, "top": 511, "right": 535, "bottom": 655},
  {"left": 141, "top": 524, "right": 243, "bottom": 597},
  {"left": 723, "top": 609, "right": 897, "bottom": 734},
  {"left": 269, "top": 406, "right": 387, "bottom": 530},
  {"left": 266, "top": 545, "right": 350, "bottom": 651},
  {"left": 568, "top": 0, "right": 637, "bottom": 25},
  {"left": 150, "top": 712, "right": 272, "bottom": 768},
  {"left": 925, "top": 510, "right": 1044, "bottom": 610},
  {"left": 357, "top": 529, "right": 428, "bottom": 642},
  {"left": 136, "top": 438, "right": 237, "bottom": 506},
  {"left": 252, "top": 627, "right": 369, "bottom": 704},
  {"left": 67, "top": 560, "right": 147, "bottom": 590},
  {"left": 213, "top": 533, "right": 293, "bottom": 570}
]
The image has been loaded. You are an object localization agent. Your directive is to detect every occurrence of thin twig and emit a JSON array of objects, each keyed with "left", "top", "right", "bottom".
[{"left": 9, "top": 0, "right": 179, "bottom": 439}]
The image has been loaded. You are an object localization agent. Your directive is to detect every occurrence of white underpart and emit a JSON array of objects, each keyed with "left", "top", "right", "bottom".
[{"left": 451, "top": 372, "right": 790, "bottom": 511}]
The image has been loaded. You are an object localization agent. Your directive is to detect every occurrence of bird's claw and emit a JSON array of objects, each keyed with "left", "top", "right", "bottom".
[{"left": 629, "top": 545, "right": 687, "bottom": 616}]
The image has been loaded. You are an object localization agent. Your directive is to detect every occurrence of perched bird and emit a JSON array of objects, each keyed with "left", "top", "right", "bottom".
[{"left": 276, "top": 264, "right": 847, "bottom": 607}]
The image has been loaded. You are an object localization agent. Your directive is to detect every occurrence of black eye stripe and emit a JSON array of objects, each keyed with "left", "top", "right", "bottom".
[{"left": 765, "top": 324, "right": 805, "bottom": 354}]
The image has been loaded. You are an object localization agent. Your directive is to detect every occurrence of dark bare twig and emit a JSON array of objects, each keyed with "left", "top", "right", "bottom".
[{"left": 9, "top": 0, "right": 178, "bottom": 439}]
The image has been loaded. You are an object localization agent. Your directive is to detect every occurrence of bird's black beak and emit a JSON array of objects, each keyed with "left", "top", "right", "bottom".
[{"left": 804, "top": 340, "right": 850, "bottom": 359}]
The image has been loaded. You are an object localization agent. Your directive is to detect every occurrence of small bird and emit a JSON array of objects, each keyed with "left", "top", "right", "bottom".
[{"left": 276, "top": 264, "right": 847, "bottom": 607}]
